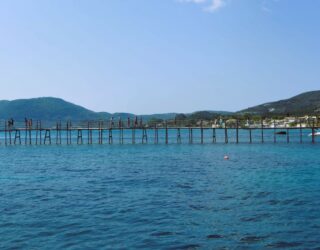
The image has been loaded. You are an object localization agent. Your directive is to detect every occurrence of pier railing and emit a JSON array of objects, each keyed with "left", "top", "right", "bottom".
[{"left": 0, "top": 118, "right": 319, "bottom": 145}]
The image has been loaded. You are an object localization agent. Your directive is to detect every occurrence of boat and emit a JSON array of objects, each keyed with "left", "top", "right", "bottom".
[
  {"left": 308, "top": 131, "right": 320, "bottom": 137},
  {"left": 275, "top": 131, "right": 287, "bottom": 135}
]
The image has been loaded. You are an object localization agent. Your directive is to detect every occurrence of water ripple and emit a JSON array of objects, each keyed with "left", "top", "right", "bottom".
[{"left": 0, "top": 144, "right": 320, "bottom": 249}]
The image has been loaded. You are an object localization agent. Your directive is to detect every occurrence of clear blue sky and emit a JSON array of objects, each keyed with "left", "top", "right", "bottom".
[{"left": 0, "top": 0, "right": 319, "bottom": 114}]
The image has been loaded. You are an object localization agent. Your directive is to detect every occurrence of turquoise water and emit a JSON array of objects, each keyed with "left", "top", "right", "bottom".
[{"left": 1, "top": 144, "right": 320, "bottom": 249}]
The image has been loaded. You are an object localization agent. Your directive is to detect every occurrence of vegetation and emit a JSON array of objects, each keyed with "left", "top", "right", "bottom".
[
  {"left": 0, "top": 91, "right": 319, "bottom": 124},
  {"left": 0, "top": 97, "right": 100, "bottom": 121},
  {"left": 0, "top": 97, "right": 177, "bottom": 122},
  {"left": 238, "top": 90, "right": 320, "bottom": 116}
]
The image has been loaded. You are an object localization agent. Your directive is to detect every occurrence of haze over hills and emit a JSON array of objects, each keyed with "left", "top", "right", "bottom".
[{"left": 0, "top": 91, "right": 319, "bottom": 122}]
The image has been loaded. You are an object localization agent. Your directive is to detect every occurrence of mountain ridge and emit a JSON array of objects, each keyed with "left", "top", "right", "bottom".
[
  {"left": 0, "top": 90, "right": 319, "bottom": 122},
  {"left": 238, "top": 90, "right": 320, "bottom": 116}
]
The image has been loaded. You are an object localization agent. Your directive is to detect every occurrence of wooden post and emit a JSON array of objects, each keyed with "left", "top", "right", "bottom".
[
  {"left": 249, "top": 128, "right": 252, "bottom": 144},
  {"left": 273, "top": 120, "right": 276, "bottom": 143},
  {"left": 165, "top": 122, "right": 168, "bottom": 144},
  {"left": 107, "top": 128, "right": 112, "bottom": 145},
  {"left": 103, "top": 121, "right": 105, "bottom": 144},
  {"left": 118, "top": 119, "right": 123, "bottom": 144},
  {"left": 189, "top": 128, "right": 193, "bottom": 144},
  {"left": 9, "top": 127, "right": 12, "bottom": 145},
  {"left": 59, "top": 121, "right": 62, "bottom": 144},
  {"left": 44, "top": 129, "right": 51, "bottom": 145},
  {"left": 14, "top": 130, "right": 21, "bottom": 145},
  {"left": 56, "top": 122, "right": 58, "bottom": 144},
  {"left": 299, "top": 119, "right": 302, "bottom": 144},
  {"left": 224, "top": 120, "right": 228, "bottom": 144},
  {"left": 312, "top": 119, "right": 315, "bottom": 144},
  {"left": 40, "top": 121, "right": 42, "bottom": 145},
  {"left": 29, "top": 125, "right": 32, "bottom": 145},
  {"left": 35, "top": 120, "right": 39, "bottom": 145},
  {"left": 87, "top": 122, "right": 92, "bottom": 145},
  {"left": 24, "top": 120, "right": 32, "bottom": 145},
  {"left": 55, "top": 122, "right": 58, "bottom": 144},
  {"left": 212, "top": 128, "right": 216, "bottom": 143},
  {"left": 5, "top": 121, "right": 7, "bottom": 146},
  {"left": 70, "top": 121, "right": 72, "bottom": 144},
  {"left": 154, "top": 125, "right": 158, "bottom": 144},
  {"left": 56, "top": 122, "right": 61, "bottom": 145},
  {"left": 77, "top": 129, "right": 83, "bottom": 144},
  {"left": 98, "top": 121, "right": 101, "bottom": 144},
  {"left": 87, "top": 122, "right": 90, "bottom": 144},
  {"left": 25, "top": 121, "right": 28, "bottom": 145},
  {"left": 142, "top": 128, "right": 148, "bottom": 144},
  {"left": 66, "top": 121, "right": 70, "bottom": 145},
  {"left": 177, "top": 128, "right": 181, "bottom": 144},
  {"left": 69, "top": 121, "right": 72, "bottom": 144},
  {"left": 261, "top": 119, "right": 264, "bottom": 143},
  {"left": 90, "top": 125, "right": 93, "bottom": 144},
  {"left": 132, "top": 128, "right": 135, "bottom": 144},
  {"left": 24, "top": 119, "right": 32, "bottom": 145},
  {"left": 236, "top": 119, "right": 239, "bottom": 144},
  {"left": 286, "top": 126, "right": 289, "bottom": 144},
  {"left": 119, "top": 128, "right": 124, "bottom": 144},
  {"left": 66, "top": 121, "right": 69, "bottom": 144},
  {"left": 200, "top": 120, "right": 204, "bottom": 144}
]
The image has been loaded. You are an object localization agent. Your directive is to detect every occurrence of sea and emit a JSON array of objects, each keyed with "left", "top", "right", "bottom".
[{"left": 0, "top": 130, "right": 320, "bottom": 249}]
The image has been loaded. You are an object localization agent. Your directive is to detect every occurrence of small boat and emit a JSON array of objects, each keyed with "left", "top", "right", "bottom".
[
  {"left": 308, "top": 131, "right": 320, "bottom": 137},
  {"left": 275, "top": 131, "right": 287, "bottom": 135}
]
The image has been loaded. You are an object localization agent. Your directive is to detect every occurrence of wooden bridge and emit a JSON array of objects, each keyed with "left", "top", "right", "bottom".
[{"left": 0, "top": 118, "right": 319, "bottom": 146}]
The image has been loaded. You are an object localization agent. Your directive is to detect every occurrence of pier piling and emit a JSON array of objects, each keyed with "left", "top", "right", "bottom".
[
  {"left": 154, "top": 126, "right": 159, "bottom": 144},
  {"left": 0, "top": 117, "right": 318, "bottom": 146},
  {"left": 177, "top": 128, "right": 181, "bottom": 144},
  {"left": 188, "top": 128, "right": 193, "bottom": 144},
  {"left": 273, "top": 120, "right": 276, "bottom": 143},
  {"left": 44, "top": 129, "right": 51, "bottom": 145},
  {"left": 165, "top": 122, "right": 168, "bottom": 144},
  {"left": 300, "top": 119, "right": 303, "bottom": 143},
  {"left": 142, "top": 128, "right": 148, "bottom": 144},
  {"left": 312, "top": 119, "right": 315, "bottom": 144},
  {"left": 14, "top": 130, "right": 21, "bottom": 145},
  {"left": 200, "top": 120, "right": 204, "bottom": 144},
  {"left": 261, "top": 119, "right": 264, "bottom": 143},
  {"left": 77, "top": 129, "right": 83, "bottom": 144},
  {"left": 224, "top": 121, "right": 228, "bottom": 144},
  {"left": 236, "top": 119, "right": 239, "bottom": 144},
  {"left": 212, "top": 128, "right": 216, "bottom": 143}
]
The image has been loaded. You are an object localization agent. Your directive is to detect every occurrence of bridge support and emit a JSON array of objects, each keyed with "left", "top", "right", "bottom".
[
  {"left": 14, "top": 130, "right": 21, "bottom": 145},
  {"left": 44, "top": 129, "right": 51, "bottom": 145}
]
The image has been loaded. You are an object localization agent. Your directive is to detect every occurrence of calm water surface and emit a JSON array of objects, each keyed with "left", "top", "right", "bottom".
[{"left": 1, "top": 144, "right": 320, "bottom": 249}]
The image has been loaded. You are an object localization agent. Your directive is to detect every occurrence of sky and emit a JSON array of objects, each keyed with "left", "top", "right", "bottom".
[{"left": 0, "top": 0, "right": 319, "bottom": 114}]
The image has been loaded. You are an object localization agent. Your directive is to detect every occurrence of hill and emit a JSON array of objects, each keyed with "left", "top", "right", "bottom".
[
  {"left": 0, "top": 97, "right": 177, "bottom": 122},
  {"left": 238, "top": 91, "right": 320, "bottom": 116},
  {"left": 0, "top": 97, "right": 106, "bottom": 121},
  {"left": 1, "top": 91, "right": 319, "bottom": 123}
]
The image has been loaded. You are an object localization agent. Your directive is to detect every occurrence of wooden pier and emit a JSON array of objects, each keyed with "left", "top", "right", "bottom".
[{"left": 0, "top": 118, "right": 319, "bottom": 146}]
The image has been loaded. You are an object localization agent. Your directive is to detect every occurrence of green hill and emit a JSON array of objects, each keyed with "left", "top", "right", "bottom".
[
  {"left": 0, "top": 97, "right": 107, "bottom": 121},
  {"left": 238, "top": 91, "right": 320, "bottom": 116},
  {"left": 1, "top": 91, "right": 319, "bottom": 123},
  {"left": 0, "top": 97, "right": 177, "bottom": 122}
]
